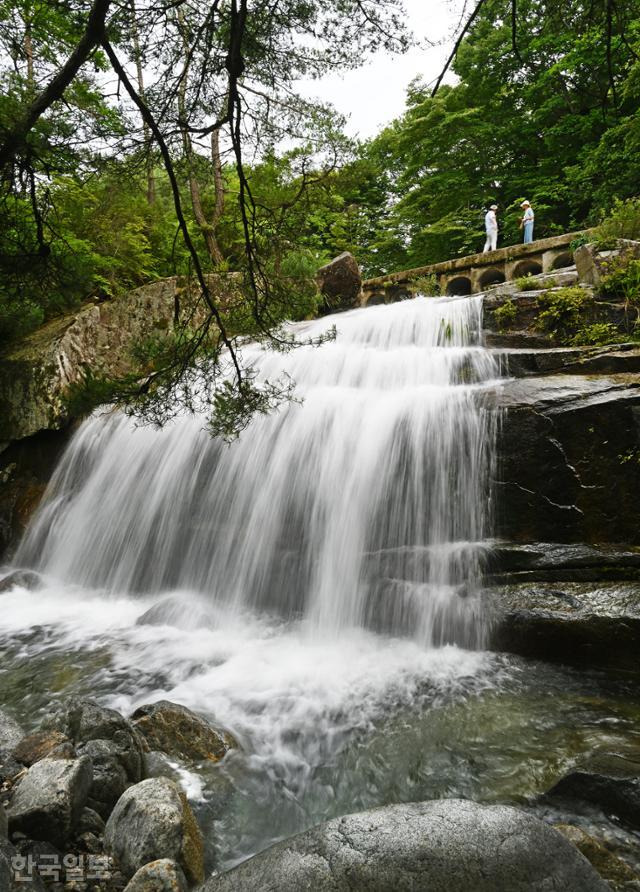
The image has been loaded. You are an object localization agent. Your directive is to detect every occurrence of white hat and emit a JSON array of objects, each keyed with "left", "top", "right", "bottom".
[
  {"left": 490, "top": 204, "right": 498, "bottom": 210},
  {"left": 520, "top": 200, "right": 530, "bottom": 207}
]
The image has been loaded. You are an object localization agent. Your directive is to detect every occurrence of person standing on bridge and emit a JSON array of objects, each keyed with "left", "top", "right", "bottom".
[
  {"left": 483, "top": 204, "right": 498, "bottom": 252},
  {"left": 520, "top": 200, "right": 535, "bottom": 243}
]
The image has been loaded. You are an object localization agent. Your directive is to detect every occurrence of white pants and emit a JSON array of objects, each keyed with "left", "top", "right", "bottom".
[{"left": 484, "top": 230, "right": 497, "bottom": 252}]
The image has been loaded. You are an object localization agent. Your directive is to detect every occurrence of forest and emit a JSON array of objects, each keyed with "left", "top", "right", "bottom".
[{"left": 1, "top": 0, "right": 639, "bottom": 347}]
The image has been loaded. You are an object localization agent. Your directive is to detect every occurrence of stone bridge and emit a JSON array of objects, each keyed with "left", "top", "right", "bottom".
[{"left": 361, "top": 231, "right": 587, "bottom": 305}]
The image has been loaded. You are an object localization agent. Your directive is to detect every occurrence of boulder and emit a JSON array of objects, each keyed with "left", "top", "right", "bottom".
[
  {"left": 0, "top": 836, "right": 46, "bottom": 891},
  {"left": 41, "top": 699, "right": 145, "bottom": 818},
  {"left": 77, "top": 805, "right": 106, "bottom": 836},
  {"left": 124, "top": 859, "right": 188, "bottom": 892},
  {"left": 135, "top": 596, "right": 216, "bottom": 631},
  {"left": 485, "top": 580, "right": 640, "bottom": 668},
  {"left": 204, "top": 799, "right": 608, "bottom": 891},
  {"left": 554, "top": 824, "right": 640, "bottom": 890},
  {"left": 13, "top": 730, "right": 72, "bottom": 767},
  {"left": 0, "top": 569, "right": 43, "bottom": 593},
  {"left": 316, "top": 252, "right": 362, "bottom": 313},
  {"left": 545, "top": 752, "right": 640, "bottom": 830},
  {"left": 8, "top": 755, "right": 92, "bottom": 848},
  {"left": 574, "top": 240, "right": 640, "bottom": 287},
  {"left": 104, "top": 778, "right": 204, "bottom": 885},
  {"left": 132, "top": 701, "right": 236, "bottom": 765},
  {"left": 0, "top": 802, "right": 7, "bottom": 839}
]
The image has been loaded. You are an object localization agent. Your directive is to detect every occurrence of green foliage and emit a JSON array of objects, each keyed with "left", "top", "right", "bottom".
[
  {"left": 596, "top": 198, "right": 640, "bottom": 244},
  {"left": 537, "top": 286, "right": 593, "bottom": 339},
  {"left": 408, "top": 275, "right": 440, "bottom": 296},
  {"left": 570, "top": 234, "right": 591, "bottom": 251},
  {"left": 493, "top": 299, "right": 517, "bottom": 331},
  {"left": 569, "top": 322, "right": 628, "bottom": 346},
  {"left": 599, "top": 258, "right": 640, "bottom": 303}
]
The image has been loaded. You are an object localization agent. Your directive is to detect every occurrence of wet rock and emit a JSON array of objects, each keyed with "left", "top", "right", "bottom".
[
  {"left": 0, "top": 710, "right": 25, "bottom": 781},
  {"left": 496, "top": 373, "right": 640, "bottom": 544},
  {"left": 124, "top": 859, "right": 188, "bottom": 892},
  {"left": 316, "top": 252, "right": 362, "bottom": 313},
  {"left": 485, "top": 581, "right": 640, "bottom": 668},
  {"left": 546, "top": 752, "right": 640, "bottom": 830},
  {"left": 13, "top": 730, "right": 71, "bottom": 767},
  {"left": 131, "top": 701, "right": 236, "bottom": 765},
  {"left": 104, "top": 778, "right": 204, "bottom": 885},
  {"left": 204, "top": 799, "right": 608, "bottom": 891},
  {"left": 41, "top": 699, "right": 146, "bottom": 819},
  {"left": 0, "top": 569, "right": 43, "bottom": 593},
  {"left": 0, "top": 711, "right": 25, "bottom": 759},
  {"left": 135, "top": 596, "right": 216, "bottom": 631},
  {"left": 554, "top": 824, "right": 640, "bottom": 890},
  {"left": 8, "top": 755, "right": 92, "bottom": 848}
]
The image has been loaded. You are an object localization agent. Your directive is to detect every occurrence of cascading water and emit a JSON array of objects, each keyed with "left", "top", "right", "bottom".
[
  {"left": 4, "top": 294, "right": 513, "bottom": 869},
  {"left": 17, "top": 295, "right": 499, "bottom": 647}
]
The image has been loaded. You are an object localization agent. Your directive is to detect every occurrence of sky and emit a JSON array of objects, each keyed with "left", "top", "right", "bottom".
[{"left": 304, "top": 0, "right": 466, "bottom": 140}]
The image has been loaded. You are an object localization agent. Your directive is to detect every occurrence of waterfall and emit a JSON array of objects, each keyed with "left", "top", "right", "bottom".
[{"left": 17, "top": 295, "right": 500, "bottom": 648}]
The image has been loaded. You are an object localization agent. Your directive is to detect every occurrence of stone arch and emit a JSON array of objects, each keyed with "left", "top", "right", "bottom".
[
  {"left": 479, "top": 268, "right": 506, "bottom": 289},
  {"left": 513, "top": 259, "right": 542, "bottom": 279},
  {"left": 366, "top": 291, "right": 386, "bottom": 306},
  {"left": 446, "top": 276, "right": 472, "bottom": 296},
  {"left": 551, "top": 252, "right": 574, "bottom": 270}
]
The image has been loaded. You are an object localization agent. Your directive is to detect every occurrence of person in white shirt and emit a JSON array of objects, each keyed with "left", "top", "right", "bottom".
[
  {"left": 520, "top": 200, "right": 535, "bottom": 243},
  {"left": 483, "top": 204, "right": 498, "bottom": 252}
]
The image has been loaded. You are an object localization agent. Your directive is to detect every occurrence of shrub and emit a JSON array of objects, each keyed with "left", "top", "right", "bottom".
[
  {"left": 569, "top": 322, "right": 627, "bottom": 346},
  {"left": 409, "top": 274, "right": 440, "bottom": 296},
  {"left": 599, "top": 258, "right": 640, "bottom": 304},
  {"left": 537, "top": 286, "right": 593, "bottom": 339},
  {"left": 494, "top": 299, "right": 517, "bottom": 331},
  {"left": 596, "top": 197, "right": 640, "bottom": 243}
]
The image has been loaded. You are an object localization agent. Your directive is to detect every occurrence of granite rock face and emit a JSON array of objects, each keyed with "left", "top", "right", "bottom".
[
  {"left": 104, "top": 778, "right": 203, "bottom": 885},
  {"left": 204, "top": 799, "right": 608, "bottom": 892},
  {"left": 124, "top": 859, "right": 188, "bottom": 892},
  {"left": 7, "top": 756, "right": 92, "bottom": 848},
  {"left": 316, "top": 252, "right": 362, "bottom": 313}
]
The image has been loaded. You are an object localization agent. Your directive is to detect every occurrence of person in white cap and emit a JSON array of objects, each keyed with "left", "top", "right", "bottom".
[
  {"left": 483, "top": 204, "right": 498, "bottom": 252},
  {"left": 520, "top": 200, "right": 534, "bottom": 243}
]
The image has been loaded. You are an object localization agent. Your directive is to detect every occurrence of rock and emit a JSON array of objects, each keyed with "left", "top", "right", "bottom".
[
  {"left": 0, "top": 569, "right": 43, "bottom": 593},
  {"left": 574, "top": 240, "right": 640, "bottom": 287},
  {"left": 0, "top": 711, "right": 25, "bottom": 758},
  {"left": 316, "top": 252, "right": 362, "bottom": 313},
  {"left": 8, "top": 755, "right": 92, "bottom": 848},
  {"left": 546, "top": 752, "right": 640, "bottom": 829},
  {"left": 0, "top": 836, "right": 46, "bottom": 891},
  {"left": 13, "top": 730, "right": 72, "bottom": 767},
  {"left": 131, "top": 701, "right": 236, "bottom": 765},
  {"left": 0, "top": 710, "right": 25, "bottom": 781},
  {"left": 204, "top": 799, "right": 608, "bottom": 891},
  {"left": 104, "top": 778, "right": 204, "bottom": 885},
  {"left": 0, "top": 802, "right": 7, "bottom": 838},
  {"left": 77, "top": 806, "right": 106, "bottom": 835},
  {"left": 41, "top": 699, "right": 145, "bottom": 818},
  {"left": 135, "top": 596, "right": 216, "bottom": 631},
  {"left": 485, "top": 581, "right": 640, "bottom": 668},
  {"left": 554, "top": 824, "right": 640, "bottom": 890},
  {"left": 496, "top": 372, "right": 640, "bottom": 544},
  {"left": 124, "top": 859, "right": 188, "bottom": 892}
]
